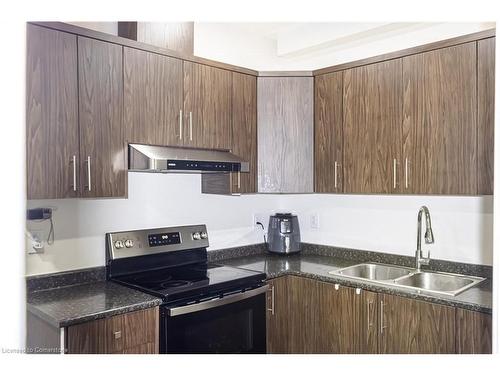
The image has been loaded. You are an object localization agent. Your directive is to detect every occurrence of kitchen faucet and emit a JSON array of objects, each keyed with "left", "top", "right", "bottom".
[{"left": 416, "top": 206, "right": 434, "bottom": 270}]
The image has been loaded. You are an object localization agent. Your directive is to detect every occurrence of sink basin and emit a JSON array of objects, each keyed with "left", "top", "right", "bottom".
[
  {"left": 329, "top": 262, "right": 485, "bottom": 296},
  {"left": 332, "top": 263, "right": 413, "bottom": 281},
  {"left": 394, "top": 272, "right": 484, "bottom": 296}
]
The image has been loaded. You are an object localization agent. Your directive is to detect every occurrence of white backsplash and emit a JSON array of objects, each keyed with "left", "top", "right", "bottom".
[{"left": 26, "top": 173, "right": 493, "bottom": 276}]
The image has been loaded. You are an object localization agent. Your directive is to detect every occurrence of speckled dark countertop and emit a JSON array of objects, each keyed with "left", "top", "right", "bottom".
[
  {"left": 27, "top": 281, "right": 162, "bottom": 328},
  {"left": 218, "top": 253, "right": 493, "bottom": 314}
]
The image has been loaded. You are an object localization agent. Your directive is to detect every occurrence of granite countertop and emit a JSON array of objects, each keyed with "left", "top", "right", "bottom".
[
  {"left": 218, "top": 253, "right": 493, "bottom": 314},
  {"left": 27, "top": 281, "right": 162, "bottom": 328}
]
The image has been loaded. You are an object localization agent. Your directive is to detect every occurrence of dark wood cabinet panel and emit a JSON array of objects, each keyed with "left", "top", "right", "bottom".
[
  {"left": 266, "top": 277, "right": 290, "bottom": 354},
  {"left": 314, "top": 72, "right": 344, "bottom": 193},
  {"left": 456, "top": 309, "right": 492, "bottom": 354},
  {"left": 124, "top": 47, "right": 183, "bottom": 147},
  {"left": 477, "top": 37, "right": 495, "bottom": 195},
  {"left": 356, "top": 289, "right": 378, "bottom": 354},
  {"left": 287, "top": 276, "right": 319, "bottom": 353},
  {"left": 343, "top": 59, "right": 403, "bottom": 194},
  {"left": 315, "top": 282, "right": 356, "bottom": 353},
  {"left": 119, "top": 22, "right": 194, "bottom": 54},
  {"left": 231, "top": 72, "right": 257, "bottom": 193},
  {"left": 78, "top": 37, "right": 126, "bottom": 198},
  {"left": 66, "top": 307, "right": 158, "bottom": 354},
  {"left": 402, "top": 42, "right": 477, "bottom": 195},
  {"left": 257, "top": 77, "right": 314, "bottom": 193},
  {"left": 379, "top": 294, "right": 455, "bottom": 354},
  {"left": 26, "top": 24, "right": 79, "bottom": 199},
  {"left": 183, "top": 61, "right": 233, "bottom": 150}
]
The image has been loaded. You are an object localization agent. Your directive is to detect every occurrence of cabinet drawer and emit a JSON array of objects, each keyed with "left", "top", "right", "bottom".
[{"left": 66, "top": 307, "right": 158, "bottom": 354}]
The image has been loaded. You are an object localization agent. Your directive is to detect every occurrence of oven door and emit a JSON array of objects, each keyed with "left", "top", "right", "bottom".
[{"left": 161, "top": 285, "right": 267, "bottom": 354}]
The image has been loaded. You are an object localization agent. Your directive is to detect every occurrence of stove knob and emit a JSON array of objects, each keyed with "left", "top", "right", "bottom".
[
  {"left": 192, "top": 232, "right": 201, "bottom": 240},
  {"left": 124, "top": 239, "right": 134, "bottom": 248},
  {"left": 114, "top": 240, "right": 124, "bottom": 249},
  {"left": 200, "top": 231, "right": 208, "bottom": 240}
]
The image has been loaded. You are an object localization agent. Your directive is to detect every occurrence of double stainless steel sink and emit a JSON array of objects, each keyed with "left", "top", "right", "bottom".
[{"left": 329, "top": 263, "right": 485, "bottom": 296}]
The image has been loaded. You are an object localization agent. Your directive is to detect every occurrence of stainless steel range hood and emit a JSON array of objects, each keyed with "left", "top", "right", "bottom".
[{"left": 128, "top": 144, "right": 249, "bottom": 173}]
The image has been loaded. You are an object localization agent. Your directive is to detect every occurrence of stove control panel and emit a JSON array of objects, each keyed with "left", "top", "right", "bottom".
[{"left": 106, "top": 225, "right": 209, "bottom": 260}]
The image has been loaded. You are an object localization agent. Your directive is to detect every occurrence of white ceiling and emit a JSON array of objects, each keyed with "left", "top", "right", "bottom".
[{"left": 193, "top": 22, "right": 495, "bottom": 70}]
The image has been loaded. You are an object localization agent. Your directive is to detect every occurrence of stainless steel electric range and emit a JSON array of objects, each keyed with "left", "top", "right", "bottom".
[{"left": 106, "top": 224, "right": 267, "bottom": 354}]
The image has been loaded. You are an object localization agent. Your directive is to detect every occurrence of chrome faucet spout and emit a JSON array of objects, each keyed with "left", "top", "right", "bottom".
[{"left": 416, "top": 206, "right": 434, "bottom": 270}]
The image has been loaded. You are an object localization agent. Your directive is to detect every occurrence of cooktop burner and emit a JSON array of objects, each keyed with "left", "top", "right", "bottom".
[{"left": 114, "top": 262, "right": 265, "bottom": 303}]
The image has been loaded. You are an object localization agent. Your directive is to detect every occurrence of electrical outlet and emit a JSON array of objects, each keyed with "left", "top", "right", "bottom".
[
  {"left": 310, "top": 213, "right": 320, "bottom": 230},
  {"left": 253, "top": 213, "right": 264, "bottom": 227}
]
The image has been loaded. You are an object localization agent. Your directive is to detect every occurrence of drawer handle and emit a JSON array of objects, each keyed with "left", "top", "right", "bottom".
[{"left": 114, "top": 331, "right": 122, "bottom": 339}]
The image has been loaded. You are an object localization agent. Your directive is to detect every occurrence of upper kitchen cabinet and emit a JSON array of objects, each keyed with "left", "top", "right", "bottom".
[
  {"left": 477, "top": 37, "right": 495, "bottom": 195},
  {"left": 26, "top": 24, "right": 79, "bottom": 199},
  {"left": 123, "top": 47, "right": 184, "bottom": 147},
  {"left": 402, "top": 42, "right": 477, "bottom": 195},
  {"left": 343, "top": 59, "right": 403, "bottom": 194},
  {"left": 183, "top": 62, "right": 233, "bottom": 150},
  {"left": 78, "top": 37, "right": 126, "bottom": 198},
  {"left": 314, "top": 72, "right": 343, "bottom": 193},
  {"left": 201, "top": 72, "right": 257, "bottom": 195},
  {"left": 258, "top": 77, "right": 314, "bottom": 193},
  {"left": 231, "top": 72, "right": 258, "bottom": 193}
]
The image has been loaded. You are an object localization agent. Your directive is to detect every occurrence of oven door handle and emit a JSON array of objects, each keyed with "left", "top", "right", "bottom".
[{"left": 166, "top": 284, "right": 269, "bottom": 317}]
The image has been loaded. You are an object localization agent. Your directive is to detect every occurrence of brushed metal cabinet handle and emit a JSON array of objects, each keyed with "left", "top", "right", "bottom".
[
  {"left": 405, "top": 158, "right": 409, "bottom": 189},
  {"left": 380, "top": 300, "right": 386, "bottom": 334},
  {"left": 334, "top": 161, "right": 338, "bottom": 189},
  {"left": 85, "top": 156, "right": 91, "bottom": 192},
  {"left": 267, "top": 285, "right": 275, "bottom": 315},
  {"left": 179, "top": 109, "right": 183, "bottom": 140},
  {"left": 113, "top": 331, "right": 121, "bottom": 339},
  {"left": 70, "top": 155, "right": 77, "bottom": 192},
  {"left": 237, "top": 171, "right": 241, "bottom": 190},
  {"left": 189, "top": 111, "right": 193, "bottom": 141},
  {"left": 368, "top": 300, "right": 374, "bottom": 329},
  {"left": 393, "top": 159, "right": 397, "bottom": 189}
]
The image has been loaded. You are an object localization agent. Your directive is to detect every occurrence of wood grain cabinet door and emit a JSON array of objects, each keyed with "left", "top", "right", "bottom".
[
  {"left": 124, "top": 47, "right": 184, "bottom": 146},
  {"left": 183, "top": 62, "right": 232, "bottom": 150},
  {"left": 266, "top": 276, "right": 290, "bottom": 354},
  {"left": 477, "top": 37, "right": 495, "bottom": 195},
  {"left": 315, "top": 282, "right": 357, "bottom": 353},
  {"left": 257, "top": 77, "right": 314, "bottom": 193},
  {"left": 26, "top": 24, "right": 79, "bottom": 199},
  {"left": 314, "top": 72, "right": 344, "bottom": 193},
  {"left": 231, "top": 72, "right": 257, "bottom": 193},
  {"left": 456, "top": 309, "right": 492, "bottom": 354},
  {"left": 379, "top": 294, "right": 455, "bottom": 354},
  {"left": 356, "top": 289, "right": 379, "bottom": 354},
  {"left": 78, "top": 37, "right": 126, "bottom": 198},
  {"left": 66, "top": 307, "right": 158, "bottom": 354},
  {"left": 343, "top": 59, "right": 403, "bottom": 194},
  {"left": 402, "top": 42, "right": 477, "bottom": 195}
]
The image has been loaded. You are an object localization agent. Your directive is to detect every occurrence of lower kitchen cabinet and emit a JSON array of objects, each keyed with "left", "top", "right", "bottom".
[
  {"left": 266, "top": 276, "right": 378, "bottom": 354},
  {"left": 266, "top": 276, "right": 290, "bottom": 353},
  {"left": 456, "top": 308, "right": 492, "bottom": 354},
  {"left": 379, "top": 294, "right": 456, "bottom": 354},
  {"left": 66, "top": 307, "right": 158, "bottom": 354},
  {"left": 266, "top": 276, "right": 491, "bottom": 354}
]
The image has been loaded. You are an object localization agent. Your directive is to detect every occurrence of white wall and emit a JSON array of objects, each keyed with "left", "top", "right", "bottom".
[
  {"left": 26, "top": 173, "right": 279, "bottom": 275},
  {"left": 280, "top": 195, "right": 493, "bottom": 266}
]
